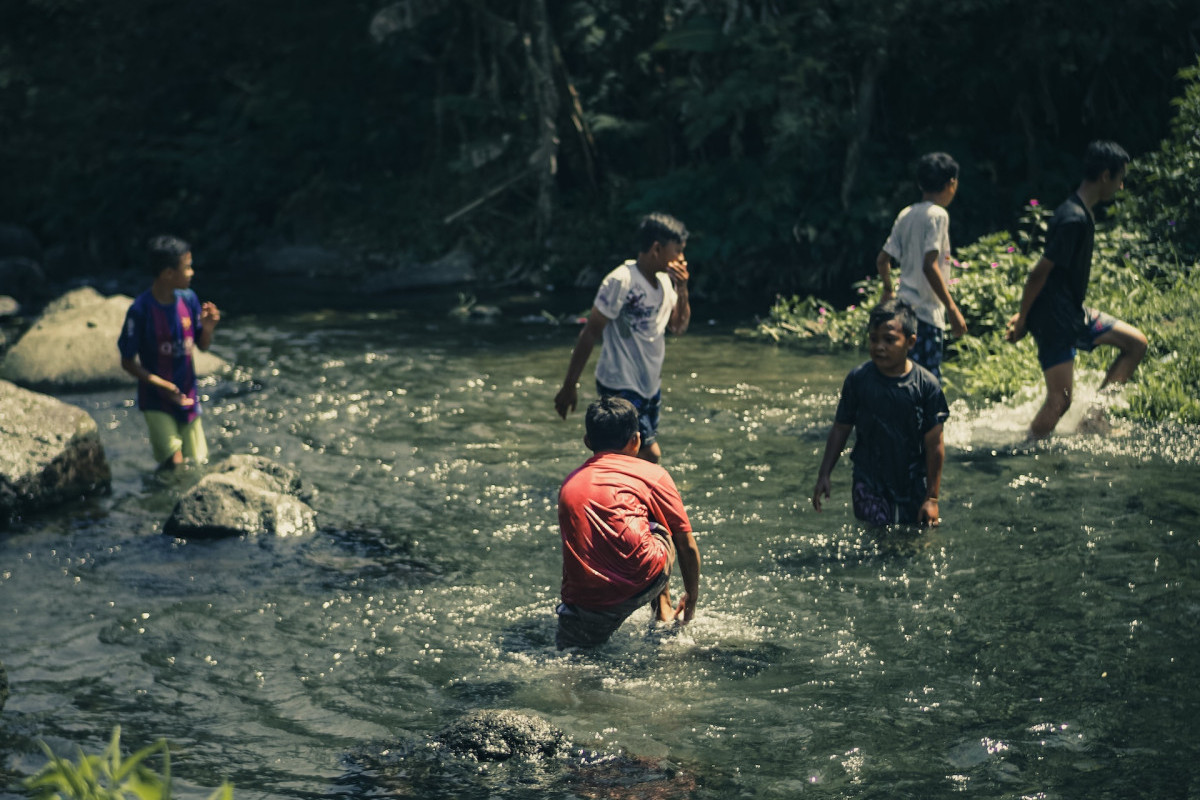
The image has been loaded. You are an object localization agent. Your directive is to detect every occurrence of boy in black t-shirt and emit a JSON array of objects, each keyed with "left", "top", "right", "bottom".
[
  {"left": 1005, "top": 141, "right": 1148, "bottom": 439},
  {"left": 812, "top": 300, "right": 950, "bottom": 527}
]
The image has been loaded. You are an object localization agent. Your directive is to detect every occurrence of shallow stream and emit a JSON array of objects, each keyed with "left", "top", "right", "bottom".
[{"left": 2, "top": 291, "right": 1198, "bottom": 798}]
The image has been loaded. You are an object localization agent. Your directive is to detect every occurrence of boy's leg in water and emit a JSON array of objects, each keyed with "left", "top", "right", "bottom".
[
  {"left": 1093, "top": 320, "right": 1148, "bottom": 388},
  {"left": 1030, "top": 361, "right": 1074, "bottom": 439}
]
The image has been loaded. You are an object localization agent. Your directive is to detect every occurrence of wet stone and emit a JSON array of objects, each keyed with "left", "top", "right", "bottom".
[
  {"left": 163, "top": 454, "right": 316, "bottom": 539},
  {"left": 0, "top": 379, "right": 111, "bottom": 527},
  {"left": 435, "top": 710, "right": 568, "bottom": 761}
]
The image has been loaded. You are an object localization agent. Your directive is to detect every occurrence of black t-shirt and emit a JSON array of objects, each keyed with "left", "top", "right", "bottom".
[
  {"left": 835, "top": 361, "right": 950, "bottom": 504},
  {"left": 1028, "top": 193, "right": 1095, "bottom": 343}
]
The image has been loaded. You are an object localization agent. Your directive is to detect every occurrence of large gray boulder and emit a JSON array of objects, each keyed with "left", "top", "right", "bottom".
[
  {"left": 0, "top": 287, "right": 227, "bottom": 391},
  {"left": 163, "top": 454, "right": 316, "bottom": 538},
  {"left": 436, "top": 710, "right": 569, "bottom": 761},
  {"left": 0, "top": 380, "right": 111, "bottom": 527}
]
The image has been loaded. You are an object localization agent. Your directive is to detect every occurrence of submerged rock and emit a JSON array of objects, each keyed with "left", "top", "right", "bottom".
[
  {"left": 164, "top": 454, "right": 316, "bottom": 538},
  {"left": 0, "top": 287, "right": 228, "bottom": 391},
  {"left": 435, "top": 710, "right": 568, "bottom": 761},
  {"left": 0, "top": 380, "right": 111, "bottom": 527}
]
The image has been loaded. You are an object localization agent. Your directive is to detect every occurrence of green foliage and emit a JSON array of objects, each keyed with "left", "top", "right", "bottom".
[
  {"left": 1118, "top": 56, "right": 1200, "bottom": 265},
  {"left": 25, "top": 727, "right": 233, "bottom": 800},
  {"left": 0, "top": 0, "right": 1197, "bottom": 301}
]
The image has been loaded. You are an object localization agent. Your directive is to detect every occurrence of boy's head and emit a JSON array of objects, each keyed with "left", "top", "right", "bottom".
[
  {"left": 868, "top": 298, "right": 918, "bottom": 337},
  {"left": 916, "top": 152, "right": 959, "bottom": 196},
  {"left": 147, "top": 235, "right": 191, "bottom": 277},
  {"left": 1082, "top": 140, "right": 1130, "bottom": 183},
  {"left": 635, "top": 213, "right": 688, "bottom": 254},
  {"left": 584, "top": 396, "right": 640, "bottom": 454}
]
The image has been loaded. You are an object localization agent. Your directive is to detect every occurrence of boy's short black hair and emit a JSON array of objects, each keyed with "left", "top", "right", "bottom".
[
  {"left": 585, "top": 396, "right": 639, "bottom": 452},
  {"left": 868, "top": 298, "right": 918, "bottom": 337},
  {"left": 916, "top": 152, "right": 959, "bottom": 193},
  {"left": 147, "top": 235, "right": 190, "bottom": 276},
  {"left": 635, "top": 213, "right": 688, "bottom": 253},
  {"left": 1082, "top": 140, "right": 1130, "bottom": 181}
]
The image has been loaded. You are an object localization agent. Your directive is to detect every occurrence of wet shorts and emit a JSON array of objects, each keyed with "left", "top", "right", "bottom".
[
  {"left": 853, "top": 481, "right": 921, "bottom": 526},
  {"left": 1034, "top": 308, "right": 1119, "bottom": 371},
  {"left": 144, "top": 410, "right": 208, "bottom": 465},
  {"left": 596, "top": 381, "right": 661, "bottom": 445},
  {"left": 555, "top": 569, "right": 670, "bottom": 650},
  {"left": 910, "top": 320, "right": 945, "bottom": 383}
]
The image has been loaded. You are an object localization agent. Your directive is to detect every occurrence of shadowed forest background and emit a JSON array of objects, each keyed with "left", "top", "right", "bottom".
[{"left": 1, "top": 0, "right": 1198, "bottom": 305}]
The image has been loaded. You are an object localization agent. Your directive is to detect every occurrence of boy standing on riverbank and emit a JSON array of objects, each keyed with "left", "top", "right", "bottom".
[
  {"left": 877, "top": 152, "right": 967, "bottom": 383},
  {"left": 1005, "top": 140, "right": 1148, "bottom": 439},
  {"left": 118, "top": 235, "right": 221, "bottom": 469},
  {"left": 812, "top": 300, "right": 949, "bottom": 527},
  {"left": 556, "top": 396, "right": 701, "bottom": 649},
  {"left": 553, "top": 213, "right": 691, "bottom": 463}
]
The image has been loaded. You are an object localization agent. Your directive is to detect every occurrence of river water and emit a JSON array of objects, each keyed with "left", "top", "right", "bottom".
[{"left": 2, "top": 290, "right": 1199, "bottom": 798}]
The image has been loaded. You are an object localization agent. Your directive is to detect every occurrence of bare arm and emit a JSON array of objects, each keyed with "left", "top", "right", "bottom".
[
  {"left": 876, "top": 250, "right": 895, "bottom": 300},
  {"left": 554, "top": 307, "right": 610, "bottom": 418},
  {"left": 919, "top": 424, "right": 944, "bottom": 526},
  {"left": 671, "top": 529, "right": 701, "bottom": 623},
  {"left": 196, "top": 301, "right": 220, "bottom": 351},
  {"left": 121, "top": 356, "right": 188, "bottom": 406},
  {"left": 921, "top": 250, "right": 966, "bottom": 336},
  {"left": 1006, "top": 256, "right": 1055, "bottom": 342},
  {"left": 667, "top": 256, "right": 690, "bottom": 335},
  {"left": 812, "top": 422, "right": 853, "bottom": 511}
]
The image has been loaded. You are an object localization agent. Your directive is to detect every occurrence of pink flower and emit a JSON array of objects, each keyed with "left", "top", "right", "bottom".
[
  {"left": 1006, "top": 246, "right": 1015, "bottom": 253},
  {"left": 1029, "top": 199, "right": 1040, "bottom": 207},
  {"left": 847, "top": 305, "right": 856, "bottom": 311},
  {"left": 948, "top": 278, "right": 959, "bottom": 285},
  {"left": 990, "top": 262, "right": 999, "bottom": 268},
  {"left": 952, "top": 259, "right": 961, "bottom": 267},
  {"left": 817, "top": 307, "right": 827, "bottom": 315},
  {"left": 857, "top": 286, "right": 867, "bottom": 295}
]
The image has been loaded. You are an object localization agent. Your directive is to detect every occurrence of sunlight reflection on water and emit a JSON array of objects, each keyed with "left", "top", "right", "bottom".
[{"left": 3, "top": 310, "right": 1199, "bottom": 799}]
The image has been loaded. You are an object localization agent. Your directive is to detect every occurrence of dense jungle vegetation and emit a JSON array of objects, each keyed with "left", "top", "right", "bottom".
[{"left": 0, "top": 0, "right": 1197, "bottom": 303}]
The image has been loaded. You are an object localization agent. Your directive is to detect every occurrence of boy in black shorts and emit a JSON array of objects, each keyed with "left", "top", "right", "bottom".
[
  {"left": 1006, "top": 141, "right": 1148, "bottom": 439},
  {"left": 812, "top": 300, "right": 949, "bottom": 527}
]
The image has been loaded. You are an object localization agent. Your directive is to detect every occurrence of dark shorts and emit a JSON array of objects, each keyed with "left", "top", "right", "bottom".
[
  {"left": 596, "top": 380, "right": 661, "bottom": 445},
  {"left": 853, "top": 480, "right": 921, "bottom": 526},
  {"left": 910, "top": 320, "right": 944, "bottom": 383},
  {"left": 555, "top": 569, "right": 670, "bottom": 650},
  {"left": 1034, "top": 308, "right": 1119, "bottom": 370}
]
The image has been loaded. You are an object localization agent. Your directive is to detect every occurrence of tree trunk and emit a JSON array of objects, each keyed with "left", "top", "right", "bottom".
[{"left": 525, "top": 0, "right": 559, "bottom": 246}]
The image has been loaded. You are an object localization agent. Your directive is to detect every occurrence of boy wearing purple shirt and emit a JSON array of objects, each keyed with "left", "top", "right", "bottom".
[{"left": 118, "top": 235, "right": 221, "bottom": 469}]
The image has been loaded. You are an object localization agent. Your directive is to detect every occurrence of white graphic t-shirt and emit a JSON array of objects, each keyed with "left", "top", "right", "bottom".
[
  {"left": 593, "top": 260, "right": 678, "bottom": 398},
  {"left": 882, "top": 201, "right": 952, "bottom": 329}
]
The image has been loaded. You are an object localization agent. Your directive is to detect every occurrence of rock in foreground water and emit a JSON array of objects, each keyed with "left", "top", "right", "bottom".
[
  {"left": 0, "top": 287, "right": 227, "bottom": 391},
  {"left": 0, "top": 380, "right": 111, "bottom": 527},
  {"left": 164, "top": 454, "right": 316, "bottom": 538},
  {"left": 436, "top": 710, "right": 568, "bottom": 761}
]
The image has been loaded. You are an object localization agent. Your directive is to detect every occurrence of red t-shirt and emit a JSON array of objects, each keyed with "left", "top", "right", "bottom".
[{"left": 558, "top": 452, "right": 692, "bottom": 608}]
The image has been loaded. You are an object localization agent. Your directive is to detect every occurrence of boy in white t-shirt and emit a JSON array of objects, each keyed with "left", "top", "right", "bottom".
[
  {"left": 876, "top": 152, "right": 967, "bottom": 383},
  {"left": 554, "top": 213, "right": 691, "bottom": 463}
]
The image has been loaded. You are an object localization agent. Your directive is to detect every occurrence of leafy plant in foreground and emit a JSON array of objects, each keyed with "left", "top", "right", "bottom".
[{"left": 24, "top": 726, "right": 233, "bottom": 800}]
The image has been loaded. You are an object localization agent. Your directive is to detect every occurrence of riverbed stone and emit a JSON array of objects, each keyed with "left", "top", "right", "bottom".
[
  {"left": 0, "top": 380, "right": 111, "bottom": 527},
  {"left": 435, "top": 710, "right": 568, "bottom": 761},
  {"left": 163, "top": 454, "right": 316, "bottom": 538},
  {"left": 361, "top": 246, "right": 475, "bottom": 292},
  {"left": 0, "top": 287, "right": 228, "bottom": 391}
]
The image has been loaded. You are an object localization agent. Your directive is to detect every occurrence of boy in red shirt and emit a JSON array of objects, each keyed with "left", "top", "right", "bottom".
[{"left": 556, "top": 396, "right": 702, "bottom": 649}]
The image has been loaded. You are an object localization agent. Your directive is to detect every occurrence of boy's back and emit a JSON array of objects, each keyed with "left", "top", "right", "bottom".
[{"left": 883, "top": 201, "right": 952, "bottom": 329}]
